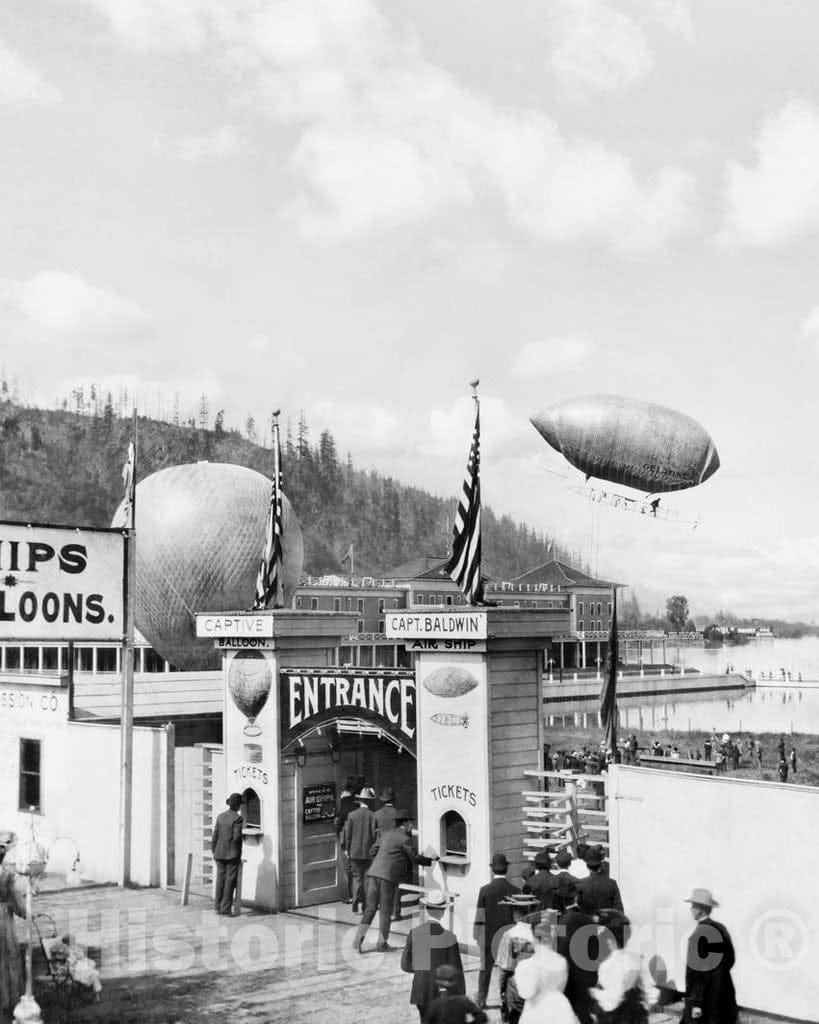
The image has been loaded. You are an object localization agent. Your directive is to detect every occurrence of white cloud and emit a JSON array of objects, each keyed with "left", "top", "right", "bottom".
[
  {"left": 247, "top": 333, "right": 271, "bottom": 354},
  {"left": 178, "top": 124, "right": 244, "bottom": 162},
  {"left": 0, "top": 271, "right": 149, "bottom": 336},
  {"left": 0, "top": 36, "right": 61, "bottom": 106},
  {"left": 77, "top": 0, "right": 227, "bottom": 52},
  {"left": 310, "top": 399, "right": 403, "bottom": 455},
  {"left": 721, "top": 99, "right": 819, "bottom": 247},
  {"left": 547, "top": 0, "right": 654, "bottom": 96},
  {"left": 425, "top": 395, "right": 530, "bottom": 462},
  {"left": 83, "top": 0, "right": 696, "bottom": 254},
  {"left": 512, "top": 337, "right": 594, "bottom": 377}
]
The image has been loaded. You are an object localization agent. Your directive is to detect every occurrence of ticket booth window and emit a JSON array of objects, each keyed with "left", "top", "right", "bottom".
[
  {"left": 242, "top": 788, "right": 261, "bottom": 833},
  {"left": 441, "top": 810, "right": 467, "bottom": 858},
  {"left": 19, "top": 739, "right": 42, "bottom": 813}
]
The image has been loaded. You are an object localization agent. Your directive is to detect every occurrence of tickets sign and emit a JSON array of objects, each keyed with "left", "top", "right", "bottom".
[{"left": 0, "top": 521, "right": 124, "bottom": 640}]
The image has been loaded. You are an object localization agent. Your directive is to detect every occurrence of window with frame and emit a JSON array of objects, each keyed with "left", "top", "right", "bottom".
[
  {"left": 19, "top": 738, "right": 41, "bottom": 812},
  {"left": 378, "top": 598, "right": 385, "bottom": 613},
  {"left": 416, "top": 593, "right": 425, "bottom": 604},
  {"left": 310, "top": 597, "right": 319, "bottom": 611},
  {"left": 357, "top": 598, "right": 364, "bottom": 613},
  {"left": 295, "top": 597, "right": 302, "bottom": 609},
  {"left": 578, "top": 601, "right": 584, "bottom": 616},
  {"left": 333, "top": 598, "right": 341, "bottom": 612}
]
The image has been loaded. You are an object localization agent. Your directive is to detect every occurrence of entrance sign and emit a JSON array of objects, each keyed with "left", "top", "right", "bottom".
[
  {"left": 302, "top": 782, "right": 336, "bottom": 825},
  {"left": 280, "top": 669, "right": 417, "bottom": 751},
  {"left": 0, "top": 521, "right": 124, "bottom": 640},
  {"left": 195, "top": 614, "right": 274, "bottom": 638},
  {"left": 385, "top": 611, "right": 487, "bottom": 640}
]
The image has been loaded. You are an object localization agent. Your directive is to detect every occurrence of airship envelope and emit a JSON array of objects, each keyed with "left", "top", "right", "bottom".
[{"left": 530, "top": 395, "right": 720, "bottom": 494}]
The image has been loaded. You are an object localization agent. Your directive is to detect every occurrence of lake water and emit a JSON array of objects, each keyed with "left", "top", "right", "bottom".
[{"left": 546, "top": 635, "right": 819, "bottom": 735}]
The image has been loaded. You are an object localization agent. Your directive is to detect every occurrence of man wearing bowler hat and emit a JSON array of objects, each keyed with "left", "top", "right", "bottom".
[
  {"left": 401, "top": 890, "right": 464, "bottom": 1021},
  {"left": 525, "top": 849, "right": 560, "bottom": 912},
  {"left": 683, "top": 888, "right": 737, "bottom": 1024},
  {"left": 211, "top": 793, "right": 243, "bottom": 915},
  {"left": 355, "top": 808, "right": 439, "bottom": 953},
  {"left": 473, "top": 853, "right": 520, "bottom": 1009},
  {"left": 375, "top": 786, "right": 403, "bottom": 920},
  {"left": 578, "top": 847, "right": 623, "bottom": 917}
]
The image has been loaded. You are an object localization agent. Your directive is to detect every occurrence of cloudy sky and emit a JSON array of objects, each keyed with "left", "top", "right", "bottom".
[{"left": 2, "top": 0, "right": 818, "bottom": 620}]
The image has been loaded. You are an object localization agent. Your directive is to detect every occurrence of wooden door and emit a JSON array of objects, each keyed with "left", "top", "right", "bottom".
[{"left": 296, "top": 753, "right": 343, "bottom": 906}]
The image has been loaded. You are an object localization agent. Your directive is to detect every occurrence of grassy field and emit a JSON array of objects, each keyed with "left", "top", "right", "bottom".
[{"left": 543, "top": 724, "right": 819, "bottom": 787}]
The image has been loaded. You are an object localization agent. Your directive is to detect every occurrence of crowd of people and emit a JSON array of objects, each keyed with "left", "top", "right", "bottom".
[
  {"left": 397, "top": 844, "right": 737, "bottom": 1024},
  {"left": 545, "top": 731, "right": 799, "bottom": 781}
]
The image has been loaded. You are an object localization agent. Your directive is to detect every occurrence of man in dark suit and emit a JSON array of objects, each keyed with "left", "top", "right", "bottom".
[
  {"left": 355, "top": 809, "right": 438, "bottom": 952},
  {"left": 683, "top": 888, "right": 738, "bottom": 1024},
  {"left": 342, "top": 787, "right": 376, "bottom": 912},
  {"left": 334, "top": 776, "right": 357, "bottom": 903},
  {"left": 211, "top": 793, "right": 243, "bottom": 915},
  {"left": 473, "top": 852, "right": 519, "bottom": 1009},
  {"left": 552, "top": 849, "right": 578, "bottom": 915},
  {"left": 401, "top": 890, "right": 464, "bottom": 1021},
  {"left": 557, "top": 888, "right": 600, "bottom": 1024},
  {"left": 525, "top": 849, "right": 560, "bottom": 911},
  {"left": 578, "top": 847, "right": 623, "bottom": 916},
  {"left": 374, "top": 786, "right": 402, "bottom": 919}
]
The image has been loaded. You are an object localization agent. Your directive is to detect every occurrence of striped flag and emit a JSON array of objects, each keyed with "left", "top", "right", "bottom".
[
  {"left": 444, "top": 388, "right": 484, "bottom": 604},
  {"left": 252, "top": 413, "right": 284, "bottom": 610},
  {"left": 121, "top": 441, "right": 136, "bottom": 530},
  {"left": 601, "top": 589, "right": 618, "bottom": 756}
]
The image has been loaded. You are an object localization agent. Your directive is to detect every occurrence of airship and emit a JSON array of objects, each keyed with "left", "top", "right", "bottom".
[
  {"left": 112, "top": 462, "right": 304, "bottom": 670},
  {"left": 530, "top": 395, "right": 720, "bottom": 495}
]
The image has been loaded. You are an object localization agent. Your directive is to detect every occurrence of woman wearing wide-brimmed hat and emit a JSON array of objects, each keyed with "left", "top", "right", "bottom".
[{"left": 682, "top": 889, "right": 738, "bottom": 1024}]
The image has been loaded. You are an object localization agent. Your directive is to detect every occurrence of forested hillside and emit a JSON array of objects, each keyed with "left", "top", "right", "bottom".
[{"left": 0, "top": 400, "right": 572, "bottom": 579}]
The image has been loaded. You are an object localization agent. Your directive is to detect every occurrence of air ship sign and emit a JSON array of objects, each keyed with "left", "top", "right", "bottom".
[{"left": 0, "top": 522, "right": 124, "bottom": 640}]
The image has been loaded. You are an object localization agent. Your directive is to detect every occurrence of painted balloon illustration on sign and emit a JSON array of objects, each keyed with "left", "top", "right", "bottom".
[
  {"left": 423, "top": 665, "right": 479, "bottom": 699},
  {"left": 228, "top": 651, "right": 273, "bottom": 737}
]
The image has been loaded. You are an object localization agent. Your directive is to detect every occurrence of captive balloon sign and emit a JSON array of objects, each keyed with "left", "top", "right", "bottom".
[{"left": 0, "top": 521, "right": 125, "bottom": 640}]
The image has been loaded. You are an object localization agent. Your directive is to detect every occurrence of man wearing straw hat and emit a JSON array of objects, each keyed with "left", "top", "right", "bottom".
[
  {"left": 683, "top": 888, "right": 737, "bottom": 1024},
  {"left": 494, "top": 893, "right": 540, "bottom": 1023},
  {"left": 401, "top": 889, "right": 464, "bottom": 1022},
  {"left": 342, "top": 787, "right": 376, "bottom": 913}
]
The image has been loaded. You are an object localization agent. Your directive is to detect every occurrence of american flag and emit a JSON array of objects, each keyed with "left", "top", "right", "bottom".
[
  {"left": 252, "top": 414, "right": 284, "bottom": 610},
  {"left": 121, "top": 441, "right": 136, "bottom": 530},
  {"left": 601, "top": 589, "right": 618, "bottom": 756},
  {"left": 445, "top": 389, "right": 484, "bottom": 604}
]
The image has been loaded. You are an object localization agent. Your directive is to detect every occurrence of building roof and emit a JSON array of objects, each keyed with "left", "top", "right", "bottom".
[
  {"left": 512, "top": 558, "right": 615, "bottom": 589},
  {"left": 383, "top": 555, "right": 452, "bottom": 581}
]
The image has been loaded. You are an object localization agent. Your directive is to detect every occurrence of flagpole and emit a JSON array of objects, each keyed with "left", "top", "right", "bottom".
[
  {"left": 119, "top": 408, "right": 137, "bottom": 887},
  {"left": 272, "top": 411, "right": 281, "bottom": 608}
]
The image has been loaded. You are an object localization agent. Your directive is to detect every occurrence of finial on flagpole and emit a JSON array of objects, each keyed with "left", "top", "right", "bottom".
[
  {"left": 469, "top": 379, "right": 479, "bottom": 402},
  {"left": 272, "top": 408, "right": 281, "bottom": 421}
]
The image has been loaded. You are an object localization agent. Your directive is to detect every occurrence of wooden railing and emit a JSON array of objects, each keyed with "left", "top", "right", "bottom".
[{"left": 521, "top": 770, "right": 609, "bottom": 860}]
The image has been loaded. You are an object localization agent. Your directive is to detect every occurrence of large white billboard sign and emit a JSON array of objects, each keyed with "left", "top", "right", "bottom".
[{"left": 0, "top": 521, "right": 124, "bottom": 640}]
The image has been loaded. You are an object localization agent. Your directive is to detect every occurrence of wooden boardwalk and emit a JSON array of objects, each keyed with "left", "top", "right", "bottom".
[
  {"left": 19, "top": 882, "right": 775, "bottom": 1024},
  {"left": 23, "top": 883, "right": 470, "bottom": 1024}
]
